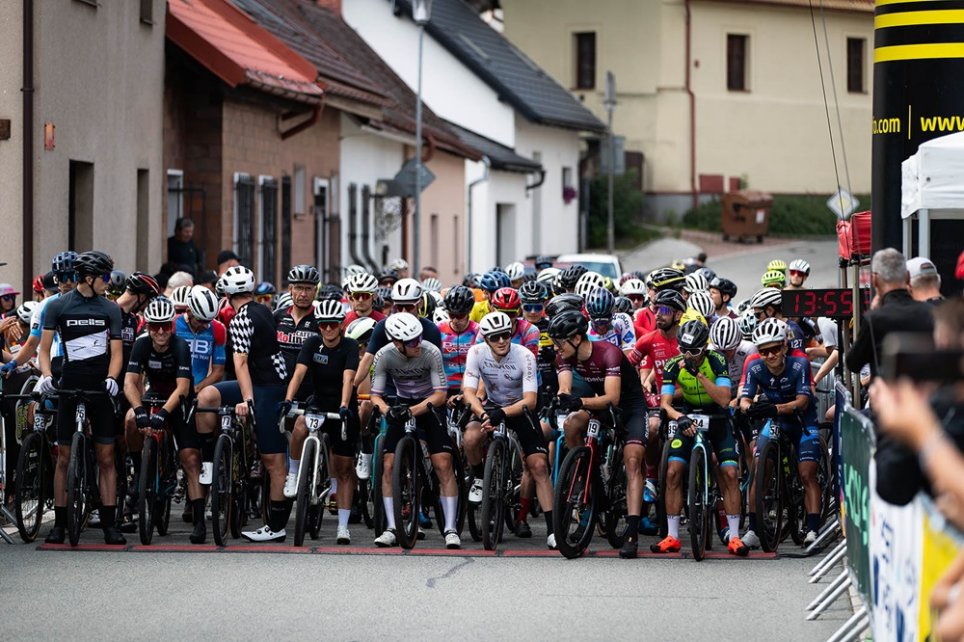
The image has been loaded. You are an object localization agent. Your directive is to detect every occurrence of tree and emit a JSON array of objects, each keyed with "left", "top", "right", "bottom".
[{"left": 587, "top": 170, "right": 644, "bottom": 248}]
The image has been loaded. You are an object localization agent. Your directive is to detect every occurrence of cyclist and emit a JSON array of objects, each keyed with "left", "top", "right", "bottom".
[
  {"left": 462, "top": 312, "right": 556, "bottom": 549},
  {"left": 169, "top": 286, "right": 192, "bottom": 314},
  {"left": 505, "top": 261, "right": 526, "bottom": 289},
  {"left": 346, "top": 316, "right": 377, "bottom": 480},
  {"left": 549, "top": 309, "right": 650, "bottom": 559},
  {"left": 686, "top": 290, "right": 716, "bottom": 326},
  {"left": 468, "top": 271, "right": 500, "bottom": 323},
  {"left": 786, "top": 259, "right": 811, "bottom": 290},
  {"left": 633, "top": 267, "right": 685, "bottom": 338},
  {"left": 585, "top": 287, "right": 635, "bottom": 356},
  {"left": 767, "top": 258, "right": 788, "bottom": 275},
  {"left": 344, "top": 272, "right": 384, "bottom": 325},
  {"left": 282, "top": 300, "right": 359, "bottom": 545},
  {"left": 370, "top": 313, "right": 457, "bottom": 548},
  {"left": 124, "top": 297, "right": 206, "bottom": 543},
  {"left": 479, "top": 287, "right": 539, "bottom": 357},
  {"left": 557, "top": 265, "right": 588, "bottom": 294},
  {"left": 437, "top": 286, "right": 479, "bottom": 396},
  {"left": 254, "top": 281, "right": 276, "bottom": 307},
  {"left": 760, "top": 269, "right": 786, "bottom": 290},
  {"left": 275, "top": 265, "right": 322, "bottom": 405},
  {"left": 175, "top": 285, "right": 226, "bottom": 392},
  {"left": 388, "top": 258, "right": 410, "bottom": 279},
  {"left": 38, "top": 251, "right": 125, "bottom": 545},
  {"left": 709, "top": 276, "right": 738, "bottom": 319},
  {"left": 619, "top": 278, "right": 648, "bottom": 312},
  {"left": 740, "top": 318, "right": 823, "bottom": 547},
  {"left": 195, "top": 266, "right": 290, "bottom": 543},
  {"left": 653, "top": 320, "right": 748, "bottom": 556},
  {"left": 749, "top": 287, "right": 807, "bottom": 354}
]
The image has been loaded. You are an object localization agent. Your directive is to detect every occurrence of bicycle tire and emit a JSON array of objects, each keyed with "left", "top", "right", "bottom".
[
  {"left": 481, "top": 438, "right": 507, "bottom": 551},
  {"left": 14, "top": 375, "right": 39, "bottom": 445},
  {"left": 688, "top": 444, "right": 708, "bottom": 562},
  {"left": 211, "top": 435, "right": 232, "bottom": 546},
  {"left": 452, "top": 446, "right": 467, "bottom": 536},
  {"left": 817, "top": 436, "right": 835, "bottom": 523},
  {"left": 293, "top": 439, "right": 316, "bottom": 546},
  {"left": 787, "top": 444, "right": 807, "bottom": 546},
  {"left": 552, "top": 446, "right": 598, "bottom": 559},
  {"left": 754, "top": 438, "right": 782, "bottom": 553},
  {"left": 14, "top": 431, "right": 45, "bottom": 542},
  {"left": 604, "top": 443, "right": 628, "bottom": 549},
  {"left": 66, "top": 431, "right": 89, "bottom": 546},
  {"left": 504, "top": 438, "right": 524, "bottom": 535},
  {"left": 372, "top": 440, "right": 385, "bottom": 534},
  {"left": 392, "top": 436, "right": 420, "bottom": 550},
  {"left": 138, "top": 438, "right": 158, "bottom": 545},
  {"left": 309, "top": 438, "right": 329, "bottom": 540},
  {"left": 357, "top": 451, "right": 374, "bottom": 529},
  {"left": 656, "top": 439, "right": 672, "bottom": 539}
]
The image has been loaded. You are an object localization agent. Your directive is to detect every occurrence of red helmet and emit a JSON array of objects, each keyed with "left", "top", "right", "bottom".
[
  {"left": 32, "top": 274, "right": 44, "bottom": 294},
  {"left": 490, "top": 287, "right": 521, "bottom": 312}
]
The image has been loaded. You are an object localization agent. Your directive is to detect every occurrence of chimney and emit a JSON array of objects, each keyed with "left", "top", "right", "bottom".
[{"left": 317, "top": 0, "right": 341, "bottom": 14}]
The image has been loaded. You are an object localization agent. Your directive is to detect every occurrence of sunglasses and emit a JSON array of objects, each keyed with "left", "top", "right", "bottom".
[
  {"left": 754, "top": 309, "right": 766, "bottom": 320},
  {"left": 1, "top": 295, "right": 15, "bottom": 302},
  {"left": 148, "top": 322, "right": 172, "bottom": 333},
  {"left": 655, "top": 305, "right": 676, "bottom": 316},
  {"left": 56, "top": 272, "right": 77, "bottom": 282},
  {"left": 681, "top": 348, "right": 704, "bottom": 358},
  {"left": 394, "top": 303, "right": 417, "bottom": 313},
  {"left": 486, "top": 332, "right": 512, "bottom": 343},
  {"left": 101, "top": 274, "right": 112, "bottom": 283},
  {"left": 318, "top": 321, "right": 342, "bottom": 331},
  {"left": 448, "top": 312, "right": 468, "bottom": 320},
  {"left": 590, "top": 317, "right": 611, "bottom": 328},
  {"left": 789, "top": 270, "right": 805, "bottom": 277},
  {"left": 758, "top": 344, "right": 783, "bottom": 357},
  {"left": 350, "top": 292, "right": 372, "bottom": 301},
  {"left": 255, "top": 295, "right": 273, "bottom": 303},
  {"left": 402, "top": 337, "right": 422, "bottom": 349},
  {"left": 522, "top": 304, "right": 544, "bottom": 313}
]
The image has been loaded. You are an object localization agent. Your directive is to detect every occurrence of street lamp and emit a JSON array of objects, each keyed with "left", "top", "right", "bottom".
[{"left": 412, "top": 0, "right": 432, "bottom": 275}]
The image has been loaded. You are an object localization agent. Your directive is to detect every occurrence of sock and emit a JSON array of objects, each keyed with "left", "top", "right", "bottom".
[
  {"left": 54, "top": 506, "right": 67, "bottom": 528},
  {"left": 518, "top": 497, "right": 531, "bottom": 523},
  {"left": 472, "top": 463, "right": 484, "bottom": 479},
  {"left": 625, "top": 514, "right": 640, "bottom": 539},
  {"left": 201, "top": 434, "right": 216, "bottom": 463},
  {"left": 544, "top": 510, "right": 554, "bottom": 536},
  {"left": 288, "top": 459, "right": 300, "bottom": 476},
  {"left": 748, "top": 513, "right": 757, "bottom": 532},
  {"left": 727, "top": 515, "right": 740, "bottom": 540},
  {"left": 100, "top": 505, "right": 116, "bottom": 530},
  {"left": 442, "top": 495, "right": 458, "bottom": 533},
  {"left": 268, "top": 500, "right": 290, "bottom": 532},
  {"left": 338, "top": 508, "right": 351, "bottom": 529},
  {"left": 806, "top": 513, "right": 820, "bottom": 533},
  {"left": 383, "top": 497, "right": 396, "bottom": 530},
  {"left": 192, "top": 498, "right": 205, "bottom": 525},
  {"left": 330, "top": 478, "right": 338, "bottom": 494},
  {"left": 667, "top": 515, "right": 680, "bottom": 539}
]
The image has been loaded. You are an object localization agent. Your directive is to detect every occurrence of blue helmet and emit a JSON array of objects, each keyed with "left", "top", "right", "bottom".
[
  {"left": 490, "top": 270, "right": 511, "bottom": 290},
  {"left": 585, "top": 287, "right": 615, "bottom": 319},
  {"left": 479, "top": 271, "right": 501, "bottom": 293},
  {"left": 52, "top": 251, "right": 78, "bottom": 274}
]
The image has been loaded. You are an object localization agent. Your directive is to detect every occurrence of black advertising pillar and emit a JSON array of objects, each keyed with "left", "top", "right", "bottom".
[{"left": 872, "top": 1, "right": 964, "bottom": 292}]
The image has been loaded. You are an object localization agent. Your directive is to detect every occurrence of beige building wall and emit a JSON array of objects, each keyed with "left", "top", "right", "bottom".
[
  {"left": 419, "top": 150, "right": 468, "bottom": 284},
  {"left": 0, "top": 3, "right": 24, "bottom": 288}
]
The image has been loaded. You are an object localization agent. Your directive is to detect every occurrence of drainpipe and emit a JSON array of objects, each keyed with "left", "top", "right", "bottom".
[
  {"left": 347, "top": 186, "right": 364, "bottom": 268},
  {"left": 466, "top": 156, "right": 490, "bottom": 274},
  {"left": 524, "top": 169, "right": 546, "bottom": 192},
  {"left": 685, "top": 0, "right": 698, "bottom": 211},
  {"left": 360, "top": 186, "right": 379, "bottom": 272},
  {"left": 22, "top": 0, "right": 35, "bottom": 293}
]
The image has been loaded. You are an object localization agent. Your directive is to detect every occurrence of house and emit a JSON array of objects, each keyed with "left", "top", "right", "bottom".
[
  {"left": 342, "top": 0, "right": 605, "bottom": 273},
  {"left": 500, "top": 0, "right": 874, "bottom": 218},
  {"left": 0, "top": 0, "right": 165, "bottom": 292}
]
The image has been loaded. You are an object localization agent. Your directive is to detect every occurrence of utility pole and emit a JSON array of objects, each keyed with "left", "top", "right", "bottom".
[{"left": 604, "top": 71, "right": 617, "bottom": 254}]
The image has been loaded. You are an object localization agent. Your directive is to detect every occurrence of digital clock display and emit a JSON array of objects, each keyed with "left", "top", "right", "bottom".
[{"left": 781, "top": 288, "right": 872, "bottom": 319}]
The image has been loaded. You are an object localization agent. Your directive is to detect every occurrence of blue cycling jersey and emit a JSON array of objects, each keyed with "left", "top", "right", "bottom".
[
  {"left": 175, "top": 314, "right": 226, "bottom": 387},
  {"left": 741, "top": 354, "right": 817, "bottom": 427}
]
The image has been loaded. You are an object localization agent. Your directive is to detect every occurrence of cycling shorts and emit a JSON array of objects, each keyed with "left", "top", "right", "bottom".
[
  {"left": 305, "top": 397, "right": 360, "bottom": 459},
  {"left": 621, "top": 401, "right": 649, "bottom": 447},
  {"left": 667, "top": 413, "right": 738, "bottom": 467},
  {"left": 734, "top": 411, "right": 759, "bottom": 445},
  {"left": 758, "top": 421, "right": 820, "bottom": 464},
  {"left": 497, "top": 413, "right": 547, "bottom": 458},
  {"left": 57, "top": 394, "right": 117, "bottom": 446},
  {"left": 213, "top": 380, "right": 287, "bottom": 455},
  {"left": 382, "top": 400, "right": 452, "bottom": 457}
]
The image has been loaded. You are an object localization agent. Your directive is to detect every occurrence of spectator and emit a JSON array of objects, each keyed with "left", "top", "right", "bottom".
[
  {"left": 196, "top": 270, "right": 218, "bottom": 292},
  {"left": 907, "top": 256, "right": 945, "bottom": 306},
  {"left": 0, "top": 284, "right": 18, "bottom": 316},
  {"left": 216, "top": 250, "right": 240, "bottom": 276},
  {"left": 167, "top": 218, "right": 203, "bottom": 277},
  {"left": 845, "top": 248, "right": 934, "bottom": 378},
  {"left": 164, "top": 271, "right": 193, "bottom": 297}
]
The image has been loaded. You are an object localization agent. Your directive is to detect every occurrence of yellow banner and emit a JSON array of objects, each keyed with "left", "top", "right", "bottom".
[{"left": 918, "top": 509, "right": 961, "bottom": 640}]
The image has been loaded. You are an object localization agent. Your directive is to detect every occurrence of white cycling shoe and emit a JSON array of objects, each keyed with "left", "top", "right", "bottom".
[
  {"left": 355, "top": 454, "right": 372, "bottom": 480},
  {"left": 282, "top": 473, "right": 298, "bottom": 499},
  {"left": 374, "top": 529, "right": 397, "bottom": 547},
  {"left": 741, "top": 530, "right": 761, "bottom": 549},
  {"left": 241, "top": 525, "right": 286, "bottom": 543},
  {"left": 337, "top": 525, "right": 351, "bottom": 545},
  {"left": 444, "top": 530, "right": 461, "bottom": 549}
]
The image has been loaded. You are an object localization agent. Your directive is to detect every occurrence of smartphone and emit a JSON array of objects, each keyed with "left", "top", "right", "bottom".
[{"left": 881, "top": 333, "right": 964, "bottom": 383}]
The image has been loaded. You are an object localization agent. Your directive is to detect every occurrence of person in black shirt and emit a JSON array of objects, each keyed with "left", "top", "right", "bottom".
[
  {"left": 196, "top": 266, "right": 290, "bottom": 542},
  {"left": 282, "top": 300, "right": 359, "bottom": 544},
  {"left": 166, "top": 218, "right": 203, "bottom": 278},
  {"left": 38, "top": 251, "right": 125, "bottom": 545},
  {"left": 274, "top": 264, "right": 321, "bottom": 403}
]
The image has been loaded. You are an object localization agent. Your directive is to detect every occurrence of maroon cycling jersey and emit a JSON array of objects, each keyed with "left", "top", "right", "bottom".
[
  {"left": 344, "top": 309, "right": 385, "bottom": 326},
  {"left": 556, "top": 339, "right": 645, "bottom": 406}
]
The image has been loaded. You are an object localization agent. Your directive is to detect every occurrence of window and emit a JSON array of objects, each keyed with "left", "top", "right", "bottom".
[
  {"left": 847, "top": 37, "right": 865, "bottom": 93},
  {"left": 281, "top": 176, "right": 292, "bottom": 277},
  {"left": 574, "top": 32, "right": 596, "bottom": 90},
  {"left": 294, "top": 165, "right": 306, "bottom": 216},
  {"left": 140, "top": 0, "right": 154, "bottom": 25},
  {"left": 727, "top": 34, "right": 748, "bottom": 91},
  {"left": 234, "top": 173, "right": 256, "bottom": 270},
  {"left": 314, "top": 178, "right": 330, "bottom": 277},
  {"left": 430, "top": 214, "right": 439, "bottom": 268},
  {"left": 136, "top": 169, "right": 149, "bottom": 270},
  {"left": 166, "top": 170, "right": 184, "bottom": 239},
  {"left": 69, "top": 160, "right": 94, "bottom": 251},
  {"left": 260, "top": 177, "right": 279, "bottom": 284}
]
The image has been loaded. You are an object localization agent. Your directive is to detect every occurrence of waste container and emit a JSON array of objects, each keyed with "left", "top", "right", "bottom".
[{"left": 721, "top": 190, "right": 773, "bottom": 243}]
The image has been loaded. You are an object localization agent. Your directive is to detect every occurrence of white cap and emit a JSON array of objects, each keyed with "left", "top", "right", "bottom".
[{"left": 907, "top": 257, "right": 938, "bottom": 280}]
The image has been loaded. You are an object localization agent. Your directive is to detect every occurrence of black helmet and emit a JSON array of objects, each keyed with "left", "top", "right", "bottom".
[
  {"left": 462, "top": 273, "right": 479, "bottom": 288},
  {"left": 519, "top": 280, "right": 549, "bottom": 304},
  {"left": 108, "top": 270, "right": 127, "bottom": 293},
  {"left": 677, "top": 319, "right": 710, "bottom": 352},
  {"left": 126, "top": 271, "right": 160, "bottom": 298},
  {"left": 417, "top": 291, "right": 437, "bottom": 319},
  {"left": 74, "top": 251, "right": 114, "bottom": 277},
  {"left": 545, "top": 293, "right": 584, "bottom": 318},
  {"left": 52, "top": 251, "right": 78, "bottom": 273},
  {"left": 558, "top": 265, "right": 588, "bottom": 291},
  {"left": 547, "top": 309, "right": 588, "bottom": 341},
  {"left": 648, "top": 267, "right": 685, "bottom": 291},
  {"left": 709, "top": 276, "right": 737, "bottom": 299},
  {"left": 377, "top": 268, "right": 399, "bottom": 285},
  {"left": 316, "top": 284, "right": 343, "bottom": 302},
  {"left": 534, "top": 255, "right": 553, "bottom": 270},
  {"left": 613, "top": 296, "right": 634, "bottom": 315},
  {"left": 654, "top": 289, "right": 687, "bottom": 312},
  {"left": 376, "top": 286, "right": 392, "bottom": 304},
  {"left": 443, "top": 285, "right": 475, "bottom": 316}
]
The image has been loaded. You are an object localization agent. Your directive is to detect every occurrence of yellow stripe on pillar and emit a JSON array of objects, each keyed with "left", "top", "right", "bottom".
[
  {"left": 875, "top": 10, "right": 964, "bottom": 29},
  {"left": 874, "top": 43, "right": 964, "bottom": 63}
]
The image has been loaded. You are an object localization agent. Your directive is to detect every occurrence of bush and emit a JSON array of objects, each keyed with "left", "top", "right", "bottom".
[
  {"left": 587, "top": 171, "right": 656, "bottom": 248},
  {"left": 682, "top": 194, "right": 869, "bottom": 237}
]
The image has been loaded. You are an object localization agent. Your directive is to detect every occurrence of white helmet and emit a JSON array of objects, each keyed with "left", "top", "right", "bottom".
[
  {"left": 346, "top": 264, "right": 367, "bottom": 277},
  {"left": 315, "top": 299, "right": 346, "bottom": 322},
  {"left": 273, "top": 292, "right": 292, "bottom": 312},
  {"left": 347, "top": 272, "right": 378, "bottom": 294},
  {"left": 220, "top": 266, "right": 255, "bottom": 295},
  {"left": 188, "top": 285, "right": 219, "bottom": 322},
  {"left": 392, "top": 278, "right": 423, "bottom": 303},
  {"left": 421, "top": 277, "right": 442, "bottom": 293},
  {"left": 789, "top": 259, "right": 811, "bottom": 276},
  {"left": 389, "top": 258, "right": 409, "bottom": 272},
  {"left": 687, "top": 290, "right": 715, "bottom": 318},
  {"left": 143, "top": 297, "right": 177, "bottom": 323},
  {"left": 170, "top": 285, "right": 192, "bottom": 311},
  {"left": 739, "top": 309, "right": 757, "bottom": 340},
  {"left": 385, "top": 311, "right": 422, "bottom": 342},
  {"left": 620, "top": 278, "right": 646, "bottom": 297},
  {"left": 753, "top": 317, "right": 787, "bottom": 346},
  {"left": 504, "top": 262, "right": 525, "bottom": 281},
  {"left": 710, "top": 316, "right": 741, "bottom": 351},
  {"left": 346, "top": 316, "right": 376, "bottom": 341},
  {"left": 537, "top": 267, "right": 561, "bottom": 285},
  {"left": 749, "top": 287, "right": 782, "bottom": 311},
  {"left": 684, "top": 272, "right": 709, "bottom": 294},
  {"left": 433, "top": 308, "right": 450, "bottom": 324},
  {"left": 479, "top": 311, "right": 513, "bottom": 338},
  {"left": 574, "top": 271, "right": 606, "bottom": 299},
  {"left": 15, "top": 301, "right": 38, "bottom": 325}
]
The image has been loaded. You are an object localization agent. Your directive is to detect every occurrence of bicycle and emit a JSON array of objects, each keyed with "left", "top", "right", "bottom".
[
  {"left": 7, "top": 378, "right": 54, "bottom": 543},
  {"left": 287, "top": 403, "right": 341, "bottom": 547},
  {"left": 390, "top": 404, "right": 466, "bottom": 550},
  {"left": 477, "top": 407, "right": 531, "bottom": 551},
  {"left": 685, "top": 413, "right": 717, "bottom": 561},
  {"left": 355, "top": 394, "right": 387, "bottom": 535},
  {"left": 137, "top": 394, "right": 183, "bottom": 545},
  {"left": 59, "top": 388, "right": 112, "bottom": 546}
]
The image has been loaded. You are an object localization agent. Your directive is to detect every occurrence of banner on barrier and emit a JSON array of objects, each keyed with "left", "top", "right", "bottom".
[
  {"left": 918, "top": 497, "right": 963, "bottom": 641},
  {"left": 840, "top": 406, "right": 874, "bottom": 603}
]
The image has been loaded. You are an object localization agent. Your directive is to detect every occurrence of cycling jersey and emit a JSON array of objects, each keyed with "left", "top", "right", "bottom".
[
  {"left": 30, "top": 293, "right": 63, "bottom": 358},
  {"left": 741, "top": 355, "right": 818, "bottom": 428},
  {"left": 120, "top": 310, "right": 142, "bottom": 365},
  {"left": 366, "top": 316, "right": 442, "bottom": 356},
  {"left": 629, "top": 329, "right": 679, "bottom": 389},
  {"left": 785, "top": 318, "right": 806, "bottom": 352},
  {"left": 473, "top": 318, "right": 539, "bottom": 357},
  {"left": 661, "top": 351, "right": 730, "bottom": 410},
  {"left": 126, "top": 334, "right": 194, "bottom": 399},
  {"left": 588, "top": 312, "right": 636, "bottom": 352},
  {"left": 371, "top": 341, "right": 447, "bottom": 401},
  {"left": 42, "top": 289, "right": 122, "bottom": 386},
  {"left": 463, "top": 342, "right": 537, "bottom": 407},
  {"left": 174, "top": 314, "right": 226, "bottom": 386},
  {"left": 296, "top": 335, "right": 359, "bottom": 401},
  {"left": 274, "top": 306, "right": 319, "bottom": 399},
  {"left": 344, "top": 309, "right": 385, "bottom": 326},
  {"left": 229, "top": 301, "right": 286, "bottom": 385},
  {"left": 438, "top": 319, "right": 479, "bottom": 392},
  {"left": 556, "top": 339, "right": 646, "bottom": 407},
  {"left": 468, "top": 299, "right": 490, "bottom": 323},
  {"left": 633, "top": 307, "right": 656, "bottom": 338},
  {"left": 723, "top": 340, "right": 758, "bottom": 396}
]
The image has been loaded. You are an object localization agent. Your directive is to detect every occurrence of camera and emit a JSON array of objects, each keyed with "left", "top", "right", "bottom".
[{"left": 882, "top": 333, "right": 964, "bottom": 384}]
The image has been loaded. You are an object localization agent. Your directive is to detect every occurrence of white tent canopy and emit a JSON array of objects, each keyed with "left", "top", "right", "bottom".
[{"left": 900, "top": 131, "right": 964, "bottom": 257}]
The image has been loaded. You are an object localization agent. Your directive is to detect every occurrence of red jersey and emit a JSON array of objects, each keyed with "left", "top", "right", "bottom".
[
  {"left": 633, "top": 307, "right": 655, "bottom": 339},
  {"left": 344, "top": 309, "right": 386, "bottom": 326},
  {"left": 629, "top": 329, "right": 679, "bottom": 390}
]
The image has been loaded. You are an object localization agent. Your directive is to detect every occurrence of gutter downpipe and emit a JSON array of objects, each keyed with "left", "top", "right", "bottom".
[
  {"left": 360, "top": 186, "right": 380, "bottom": 272},
  {"left": 22, "top": 0, "right": 35, "bottom": 294},
  {"left": 685, "top": 0, "right": 698, "bottom": 211},
  {"left": 524, "top": 169, "right": 546, "bottom": 192},
  {"left": 466, "top": 156, "right": 491, "bottom": 275},
  {"left": 348, "top": 187, "right": 364, "bottom": 269}
]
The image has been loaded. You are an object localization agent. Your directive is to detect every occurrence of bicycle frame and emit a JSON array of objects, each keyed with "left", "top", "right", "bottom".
[{"left": 299, "top": 408, "right": 341, "bottom": 507}]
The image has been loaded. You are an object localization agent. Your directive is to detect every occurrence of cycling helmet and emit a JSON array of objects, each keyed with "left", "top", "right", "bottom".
[
  {"left": 345, "top": 264, "right": 368, "bottom": 278},
  {"left": 585, "top": 287, "right": 615, "bottom": 319},
  {"left": 687, "top": 290, "right": 715, "bottom": 318},
  {"left": 376, "top": 286, "right": 392, "bottom": 304},
  {"left": 421, "top": 277, "right": 442, "bottom": 293},
  {"left": 536, "top": 267, "right": 561, "bottom": 286},
  {"left": 601, "top": 276, "right": 616, "bottom": 294},
  {"left": 697, "top": 267, "right": 717, "bottom": 283},
  {"left": 620, "top": 278, "right": 646, "bottom": 297},
  {"left": 443, "top": 286, "right": 475, "bottom": 316},
  {"left": 574, "top": 271, "right": 606, "bottom": 300},
  {"left": 433, "top": 308, "right": 450, "bottom": 324},
  {"left": 317, "top": 284, "right": 344, "bottom": 302},
  {"left": 545, "top": 293, "right": 584, "bottom": 319},
  {"left": 767, "top": 259, "right": 788, "bottom": 274},
  {"left": 169, "top": 285, "right": 192, "bottom": 311},
  {"left": 761, "top": 270, "right": 786, "bottom": 288},
  {"left": 789, "top": 259, "right": 811, "bottom": 276},
  {"left": 653, "top": 289, "right": 687, "bottom": 313},
  {"left": 490, "top": 287, "right": 521, "bottom": 312},
  {"left": 52, "top": 250, "right": 78, "bottom": 274},
  {"left": 671, "top": 259, "right": 687, "bottom": 271},
  {"left": 478, "top": 272, "right": 501, "bottom": 293},
  {"left": 462, "top": 273, "right": 479, "bottom": 288},
  {"left": 710, "top": 316, "right": 741, "bottom": 351},
  {"left": 346, "top": 316, "right": 377, "bottom": 343},
  {"left": 491, "top": 270, "right": 512, "bottom": 290},
  {"left": 288, "top": 264, "right": 320, "bottom": 286},
  {"left": 739, "top": 309, "right": 758, "bottom": 340},
  {"left": 377, "top": 268, "right": 399, "bottom": 285},
  {"left": 558, "top": 264, "right": 588, "bottom": 291},
  {"left": 74, "top": 251, "right": 113, "bottom": 277},
  {"left": 504, "top": 262, "right": 525, "bottom": 282},
  {"left": 255, "top": 281, "right": 276, "bottom": 296},
  {"left": 392, "top": 278, "right": 423, "bottom": 304},
  {"left": 753, "top": 317, "right": 788, "bottom": 346},
  {"left": 108, "top": 270, "right": 127, "bottom": 294},
  {"left": 347, "top": 272, "right": 379, "bottom": 294},
  {"left": 273, "top": 292, "right": 293, "bottom": 312},
  {"left": 534, "top": 255, "right": 554, "bottom": 270},
  {"left": 684, "top": 272, "right": 709, "bottom": 294},
  {"left": 143, "top": 297, "right": 177, "bottom": 324},
  {"left": 547, "top": 308, "right": 588, "bottom": 340},
  {"left": 385, "top": 312, "right": 422, "bottom": 342},
  {"left": 709, "top": 276, "right": 737, "bottom": 299},
  {"left": 749, "top": 287, "right": 782, "bottom": 311},
  {"left": 315, "top": 299, "right": 346, "bottom": 322},
  {"left": 648, "top": 267, "right": 685, "bottom": 291},
  {"left": 220, "top": 266, "right": 256, "bottom": 295},
  {"left": 479, "top": 311, "right": 513, "bottom": 338},
  {"left": 519, "top": 280, "right": 549, "bottom": 304},
  {"left": 680, "top": 308, "right": 707, "bottom": 328},
  {"left": 188, "top": 285, "right": 219, "bottom": 322},
  {"left": 16, "top": 301, "right": 37, "bottom": 325},
  {"left": 417, "top": 291, "right": 437, "bottom": 319},
  {"left": 32, "top": 274, "right": 45, "bottom": 295},
  {"left": 613, "top": 296, "right": 634, "bottom": 316},
  {"left": 389, "top": 258, "right": 409, "bottom": 273},
  {"left": 677, "top": 319, "right": 710, "bottom": 352},
  {"left": 126, "top": 271, "right": 160, "bottom": 298}
]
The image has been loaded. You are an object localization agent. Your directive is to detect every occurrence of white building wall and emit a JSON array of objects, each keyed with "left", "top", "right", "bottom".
[{"left": 465, "top": 160, "right": 529, "bottom": 273}]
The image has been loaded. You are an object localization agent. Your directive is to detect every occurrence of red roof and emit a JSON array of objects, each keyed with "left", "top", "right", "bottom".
[{"left": 166, "top": 0, "right": 323, "bottom": 104}]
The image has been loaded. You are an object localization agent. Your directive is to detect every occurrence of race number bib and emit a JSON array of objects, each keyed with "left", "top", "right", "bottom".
[
  {"left": 305, "top": 413, "right": 325, "bottom": 431},
  {"left": 587, "top": 418, "right": 601, "bottom": 439},
  {"left": 690, "top": 414, "right": 710, "bottom": 432}
]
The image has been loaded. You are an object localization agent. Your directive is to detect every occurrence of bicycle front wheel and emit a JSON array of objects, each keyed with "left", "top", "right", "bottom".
[
  {"left": 552, "top": 446, "right": 598, "bottom": 559},
  {"left": 481, "top": 438, "right": 507, "bottom": 551},
  {"left": 15, "top": 431, "right": 46, "bottom": 542},
  {"left": 66, "top": 431, "right": 90, "bottom": 546},
  {"left": 754, "top": 438, "right": 782, "bottom": 553},
  {"left": 138, "top": 438, "right": 158, "bottom": 545},
  {"left": 392, "top": 436, "right": 420, "bottom": 550},
  {"left": 210, "top": 435, "right": 232, "bottom": 546},
  {"left": 293, "top": 439, "right": 316, "bottom": 547},
  {"left": 688, "top": 445, "right": 709, "bottom": 561}
]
